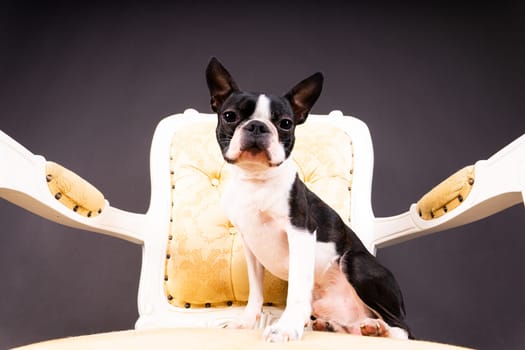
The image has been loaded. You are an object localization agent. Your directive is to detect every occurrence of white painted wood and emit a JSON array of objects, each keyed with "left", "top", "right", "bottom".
[{"left": 372, "top": 133, "right": 525, "bottom": 250}]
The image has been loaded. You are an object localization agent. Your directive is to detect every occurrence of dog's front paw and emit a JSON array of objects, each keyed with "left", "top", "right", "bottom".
[{"left": 263, "top": 322, "right": 304, "bottom": 342}]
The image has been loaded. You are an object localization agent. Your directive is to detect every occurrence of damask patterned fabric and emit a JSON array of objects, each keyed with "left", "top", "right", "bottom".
[
  {"left": 164, "top": 119, "right": 353, "bottom": 308},
  {"left": 45, "top": 161, "right": 105, "bottom": 218}
]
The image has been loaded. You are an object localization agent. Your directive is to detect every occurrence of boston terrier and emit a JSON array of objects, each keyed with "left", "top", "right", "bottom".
[{"left": 206, "top": 57, "right": 412, "bottom": 342}]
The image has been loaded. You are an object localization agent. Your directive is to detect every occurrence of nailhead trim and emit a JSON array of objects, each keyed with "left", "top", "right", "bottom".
[
  {"left": 418, "top": 193, "right": 468, "bottom": 220},
  {"left": 165, "top": 153, "right": 176, "bottom": 307},
  {"left": 46, "top": 162, "right": 105, "bottom": 218}
]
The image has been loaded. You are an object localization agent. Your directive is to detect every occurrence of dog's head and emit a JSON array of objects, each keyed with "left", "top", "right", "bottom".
[{"left": 206, "top": 57, "right": 323, "bottom": 172}]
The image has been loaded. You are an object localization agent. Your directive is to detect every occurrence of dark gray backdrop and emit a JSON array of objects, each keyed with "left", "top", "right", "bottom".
[{"left": 1, "top": 1, "right": 524, "bottom": 349}]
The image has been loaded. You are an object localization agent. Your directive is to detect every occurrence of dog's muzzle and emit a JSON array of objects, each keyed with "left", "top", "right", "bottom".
[{"left": 240, "top": 120, "right": 272, "bottom": 154}]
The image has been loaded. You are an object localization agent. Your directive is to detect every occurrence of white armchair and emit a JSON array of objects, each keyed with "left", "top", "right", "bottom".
[{"left": 1, "top": 109, "right": 523, "bottom": 349}]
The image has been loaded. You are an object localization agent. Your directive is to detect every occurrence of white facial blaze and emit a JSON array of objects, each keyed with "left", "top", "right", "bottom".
[
  {"left": 252, "top": 94, "right": 272, "bottom": 120},
  {"left": 252, "top": 95, "right": 286, "bottom": 165}
]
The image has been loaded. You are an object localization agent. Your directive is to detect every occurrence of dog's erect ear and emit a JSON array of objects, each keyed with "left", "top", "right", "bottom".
[
  {"left": 284, "top": 72, "right": 324, "bottom": 124},
  {"left": 206, "top": 57, "right": 240, "bottom": 113}
]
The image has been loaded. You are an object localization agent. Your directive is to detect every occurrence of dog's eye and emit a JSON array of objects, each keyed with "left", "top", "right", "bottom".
[
  {"left": 279, "top": 119, "right": 293, "bottom": 130},
  {"left": 223, "top": 111, "right": 237, "bottom": 123}
]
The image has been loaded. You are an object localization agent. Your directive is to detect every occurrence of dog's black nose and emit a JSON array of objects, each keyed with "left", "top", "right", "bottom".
[{"left": 244, "top": 120, "right": 270, "bottom": 136}]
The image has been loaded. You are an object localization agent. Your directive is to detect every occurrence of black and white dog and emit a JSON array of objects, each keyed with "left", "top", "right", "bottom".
[{"left": 206, "top": 57, "right": 412, "bottom": 342}]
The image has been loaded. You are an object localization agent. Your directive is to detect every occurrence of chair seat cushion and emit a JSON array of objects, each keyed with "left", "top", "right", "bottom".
[
  {"left": 11, "top": 328, "right": 470, "bottom": 350},
  {"left": 165, "top": 119, "right": 354, "bottom": 308}
]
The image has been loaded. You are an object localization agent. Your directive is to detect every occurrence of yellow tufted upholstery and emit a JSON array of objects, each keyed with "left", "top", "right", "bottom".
[{"left": 164, "top": 119, "right": 354, "bottom": 309}]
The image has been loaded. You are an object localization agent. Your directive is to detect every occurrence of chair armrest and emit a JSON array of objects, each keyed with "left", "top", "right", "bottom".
[
  {"left": 0, "top": 130, "right": 145, "bottom": 244},
  {"left": 372, "top": 134, "right": 525, "bottom": 250}
]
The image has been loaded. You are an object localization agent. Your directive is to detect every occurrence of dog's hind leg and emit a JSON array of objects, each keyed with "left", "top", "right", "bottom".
[
  {"left": 359, "top": 318, "right": 409, "bottom": 339},
  {"left": 312, "top": 315, "right": 408, "bottom": 339},
  {"left": 311, "top": 261, "right": 375, "bottom": 335},
  {"left": 311, "top": 259, "right": 410, "bottom": 339}
]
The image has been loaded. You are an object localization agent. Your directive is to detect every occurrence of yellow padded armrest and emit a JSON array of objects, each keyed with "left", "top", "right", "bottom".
[
  {"left": 417, "top": 166, "right": 475, "bottom": 220},
  {"left": 45, "top": 161, "right": 105, "bottom": 218}
]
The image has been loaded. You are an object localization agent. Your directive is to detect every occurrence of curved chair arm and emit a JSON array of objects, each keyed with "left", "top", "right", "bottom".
[
  {"left": 372, "top": 134, "right": 525, "bottom": 250},
  {"left": 0, "top": 130, "right": 145, "bottom": 244}
]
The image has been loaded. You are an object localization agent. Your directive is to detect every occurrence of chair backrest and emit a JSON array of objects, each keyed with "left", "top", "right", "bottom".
[{"left": 135, "top": 109, "right": 376, "bottom": 329}]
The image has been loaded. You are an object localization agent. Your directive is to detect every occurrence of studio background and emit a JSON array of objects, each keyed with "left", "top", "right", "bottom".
[{"left": 1, "top": 1, "right": 524, "bottom": 349}]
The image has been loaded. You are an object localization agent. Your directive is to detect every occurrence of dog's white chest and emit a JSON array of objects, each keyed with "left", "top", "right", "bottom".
[
  {"left": 240, "top": 208, "right": 291, "bottom": 279},
  {"left": 221, "top": 161, "right": 339, "bottom": 282},
  {"left": 222, "top": 187, "right": 292, "bottom": 280},
  {"left": 221, "top": 164, "right": 296, "bottom": 280}
]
